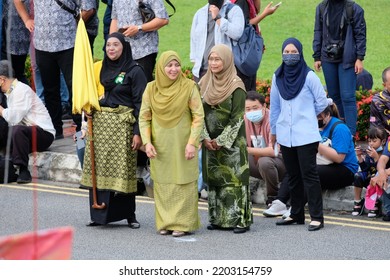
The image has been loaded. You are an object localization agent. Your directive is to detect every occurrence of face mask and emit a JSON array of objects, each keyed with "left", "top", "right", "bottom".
[
  {"left": 282, "top": 54, "right": 300, "bottom": 66},
  {"left": 246, "top": 110, "right": 264, "bottom": 123},
  {"left": 318, "top": 119, "right": 325, "bottom": 128},
  {"left": 376, "top": 146, "right": 383, "bottom": 152}
]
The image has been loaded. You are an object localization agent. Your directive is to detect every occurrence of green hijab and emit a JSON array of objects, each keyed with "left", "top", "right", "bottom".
[{"left": 150, "top": 51, "right": 195, "bottom": 128}]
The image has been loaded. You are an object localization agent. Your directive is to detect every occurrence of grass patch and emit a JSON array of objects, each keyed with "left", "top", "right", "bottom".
[{"left": 95, "top": 0, "right": 390, "bottom": 88}]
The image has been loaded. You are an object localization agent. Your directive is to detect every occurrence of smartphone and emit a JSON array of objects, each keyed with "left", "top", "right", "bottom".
[
  {"left": 273, "top": 2, "right": 282, "bottom": 8},
  {"left": 118, "top": 28, "right": 127, "bottom": 34},
  {"left": 75, "top": 130, "right": 86, "bottom": 150}
]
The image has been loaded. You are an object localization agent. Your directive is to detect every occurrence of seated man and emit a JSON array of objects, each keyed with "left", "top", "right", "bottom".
[
  {"left": 370, "top": 67, "right": 390, "bottom": 133},
  {"left": 244, "top": 91, "right": 286, "bottom": 211},
  {"left": 369, "top": 137, "right": 390, "bottom": 221},
  {"left": 0, "top": 60, "right": 55, "bottom": 183}
]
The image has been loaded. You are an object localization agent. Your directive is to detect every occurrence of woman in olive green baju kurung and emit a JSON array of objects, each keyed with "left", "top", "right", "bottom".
[
  {"left": 139, "top": 51, "right": 204, "bottom": 237},
  {"left": 200, "top": 44, "right": 252, "bottom": 234}
]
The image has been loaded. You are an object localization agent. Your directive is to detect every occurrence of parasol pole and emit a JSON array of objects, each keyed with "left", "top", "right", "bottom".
[{"left": 87, "top": 113, "right": 105, "bottom": 209}]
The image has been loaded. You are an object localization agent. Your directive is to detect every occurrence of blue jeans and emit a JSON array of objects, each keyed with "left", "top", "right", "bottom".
[
  {"left": 322, "top": 62, "right": 357, "bottom": 137},
  {"left": 381, "top": 191, "right": 390, "bottom": 216}
]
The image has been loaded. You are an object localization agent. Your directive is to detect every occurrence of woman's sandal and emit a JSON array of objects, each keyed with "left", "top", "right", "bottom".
[
  {"left": 172, "top": 231, "right": 186, "bottom": 237},
  {"left": 159, "top": 229, "right": 170, "bottom": 235}
]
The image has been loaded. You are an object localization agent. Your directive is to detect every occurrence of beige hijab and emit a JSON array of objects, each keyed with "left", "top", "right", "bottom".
[
  {"left": 149, "top": 51, "right": 195, "bottom": 128},
  {"left": 199, "top": 44, "right": 245, "bottom": 106}
]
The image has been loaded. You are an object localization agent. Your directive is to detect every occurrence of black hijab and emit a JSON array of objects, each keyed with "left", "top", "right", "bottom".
[
  {"left": 100, "top": 32, "right": 135, "bottom": 91},
  {"left": 274, "top": 38, "right": 311, "bottom": 101}
]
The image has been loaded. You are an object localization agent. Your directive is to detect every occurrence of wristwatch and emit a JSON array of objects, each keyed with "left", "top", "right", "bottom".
[
  {"left": 137, "top": 25, "right": 143, "bottom": 32},
  {"left": 214, "top": 14, "right": 221, "bottom": 21}
]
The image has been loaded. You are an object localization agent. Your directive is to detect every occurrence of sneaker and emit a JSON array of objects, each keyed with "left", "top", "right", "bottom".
[
  {"left": 17, "top": 168, "right": 32, "bottom": 184},
  {"left": 282, "top": 207, "right": 291, "bottom": 219},
  {"left": 351, "top": 198, "right": 365, "bottom": 216},
  {"left": 263, "top": 199, "right": 288, "bottom": 217}
]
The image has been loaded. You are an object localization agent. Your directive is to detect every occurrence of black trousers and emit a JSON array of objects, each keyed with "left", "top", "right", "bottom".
[
  {"left": 35, "top": 48, "right": 81, "bottom": 136},
  {"left": 0, "top": 125, "right": 54, "bottom": 167},
  {"left": 135, "top": 52, "right": 157, "bottom": 167},
  {"left": 236, "top": 67, "right": 257, "bottom": 91},
  {"left": 135, "top": 52, "right": 157, "bottom": 83},
  {"left": 10, "top": 54, "right": 29, "bottom": 85},
  {"left": 280, "top": 142, "right": 323, "bottom": 222}
]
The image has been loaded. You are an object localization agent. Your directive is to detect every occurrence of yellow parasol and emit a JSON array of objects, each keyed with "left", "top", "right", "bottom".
[{"left": 72, "top": 18, "right": 104, "bottom": 210}]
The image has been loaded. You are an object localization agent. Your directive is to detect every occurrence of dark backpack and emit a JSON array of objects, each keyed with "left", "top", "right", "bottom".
[{"left": 225, "top": 3, "right": 264, "bottom": 77}]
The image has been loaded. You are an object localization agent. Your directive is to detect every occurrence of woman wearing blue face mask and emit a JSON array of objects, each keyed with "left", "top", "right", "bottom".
[{"left": 270, "top": 37, "right": 328, "bottom": 231}]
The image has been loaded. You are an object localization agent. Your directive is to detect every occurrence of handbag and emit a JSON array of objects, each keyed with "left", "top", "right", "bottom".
[
  {"left": 225, "top": 4, "right": 264, "bottom": 77},
  {"left": 138, "top": 1, "right": 155, "bottom": 23},
  {"left": 316, "top": 121, "right": 344, "bottom": 165},
  {"left": 138, "top": 0, "right": 176, "bottom": 23},
  {"left": 316, "top": 138, "right": 333, "bottom": 165}
]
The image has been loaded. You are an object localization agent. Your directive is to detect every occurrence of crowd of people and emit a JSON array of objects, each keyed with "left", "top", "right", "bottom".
[{"left": 2, "top": 0, "right": 390, "bottom": 237}]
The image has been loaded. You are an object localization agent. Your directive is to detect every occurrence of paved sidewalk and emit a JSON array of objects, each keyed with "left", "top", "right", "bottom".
[{"left": 27, "top": 120, "right": 356, "bottom": 212}]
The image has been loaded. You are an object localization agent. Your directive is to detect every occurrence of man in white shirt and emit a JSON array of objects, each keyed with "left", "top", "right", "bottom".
[{"left": 0, "top": 60, "right": 55, "bottom": 183}]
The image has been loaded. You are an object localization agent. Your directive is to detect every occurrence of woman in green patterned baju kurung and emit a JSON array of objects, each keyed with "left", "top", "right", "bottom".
[
  {"left": 139, "top": 51, "right": 204, "bottom": 237},
  {"left": 199, "top": 44, "right": 252, "bottom": 234}
]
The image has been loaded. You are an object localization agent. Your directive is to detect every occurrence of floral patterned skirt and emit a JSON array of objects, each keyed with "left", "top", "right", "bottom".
[{"left": 208, "top": 184, "right": 253, "bottom": 228}]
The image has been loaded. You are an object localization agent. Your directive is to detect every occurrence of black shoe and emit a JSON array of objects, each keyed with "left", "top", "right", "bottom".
[
  {"left": 308, "top": 221, "right": 324, "bottom": 231},
  {"left": 382, "top": 214, "right": 390, "bottom": 222},
  {"left": 276, "top": 217, "right": 305, "bottom": 226},
  {"left": 207, "top": 224, "right": 220, "bottom": 230},
  {"left": 233, "top": 226, "right": 250, "bottom": 234},
  {"left": 55, "top": 134, "right": 64, "bottom": 140},
  {"left": 127, "top": 218, "right": 140, "bottom": 229},
  {"left": 86, "top": 221, "right": 101, "bottom": 227},
  {"left": 17, "top": 168, "right": 32, "bottom": 184}
]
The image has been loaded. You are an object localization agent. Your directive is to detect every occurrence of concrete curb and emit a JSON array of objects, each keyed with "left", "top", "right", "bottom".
[
  {"left": 28, "top": 149, "right": 355, "bottom": 212},
  {"left": 29, "top": 151, "right": 82, "bottom": 185},
  {"left": 250, "top": 177, "right": 356, "bottom": 211}
]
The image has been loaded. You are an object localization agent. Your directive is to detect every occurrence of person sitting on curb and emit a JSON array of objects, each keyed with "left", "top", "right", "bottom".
[
  {"left": 370, "top": 67, "right": 390, "bottom": 134},
  {"left": 369, "top": 137, "right": 390, "bottom": 221},
  {"left": 0, "top": 60, "right": 55, "bottom": 183},
  {"left": 244, "top": 91, "right": 287, "bottom": 210},
  {"left": 352, "top": 126, "right": 386, "bottom": 217}
]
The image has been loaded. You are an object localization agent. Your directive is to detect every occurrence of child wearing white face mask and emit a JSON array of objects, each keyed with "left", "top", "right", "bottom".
[{"left": 244, "top": 91, "right": 287, "bottom": 208}]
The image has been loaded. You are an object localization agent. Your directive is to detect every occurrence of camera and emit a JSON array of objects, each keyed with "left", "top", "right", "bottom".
[{"left": 326, "top": 43, "right": 343, "bottom": 59}]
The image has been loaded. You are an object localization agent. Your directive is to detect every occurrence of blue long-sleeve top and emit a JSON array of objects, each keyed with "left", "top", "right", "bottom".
[{"left": 270, "top": 71, "right": 328, "bottom": 147}]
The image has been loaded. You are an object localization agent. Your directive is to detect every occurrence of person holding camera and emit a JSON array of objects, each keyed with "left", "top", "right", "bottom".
[{"left": 312, "top": 0, "right": 366, "bottom": 139}]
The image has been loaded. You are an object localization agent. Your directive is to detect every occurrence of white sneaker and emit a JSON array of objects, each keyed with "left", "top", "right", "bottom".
[
  {"left": 282, "top": 207, "right": 291, "bottom": 219},
  {"left": 263, "top": 199, "right": 288, "bottom": 217}
]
